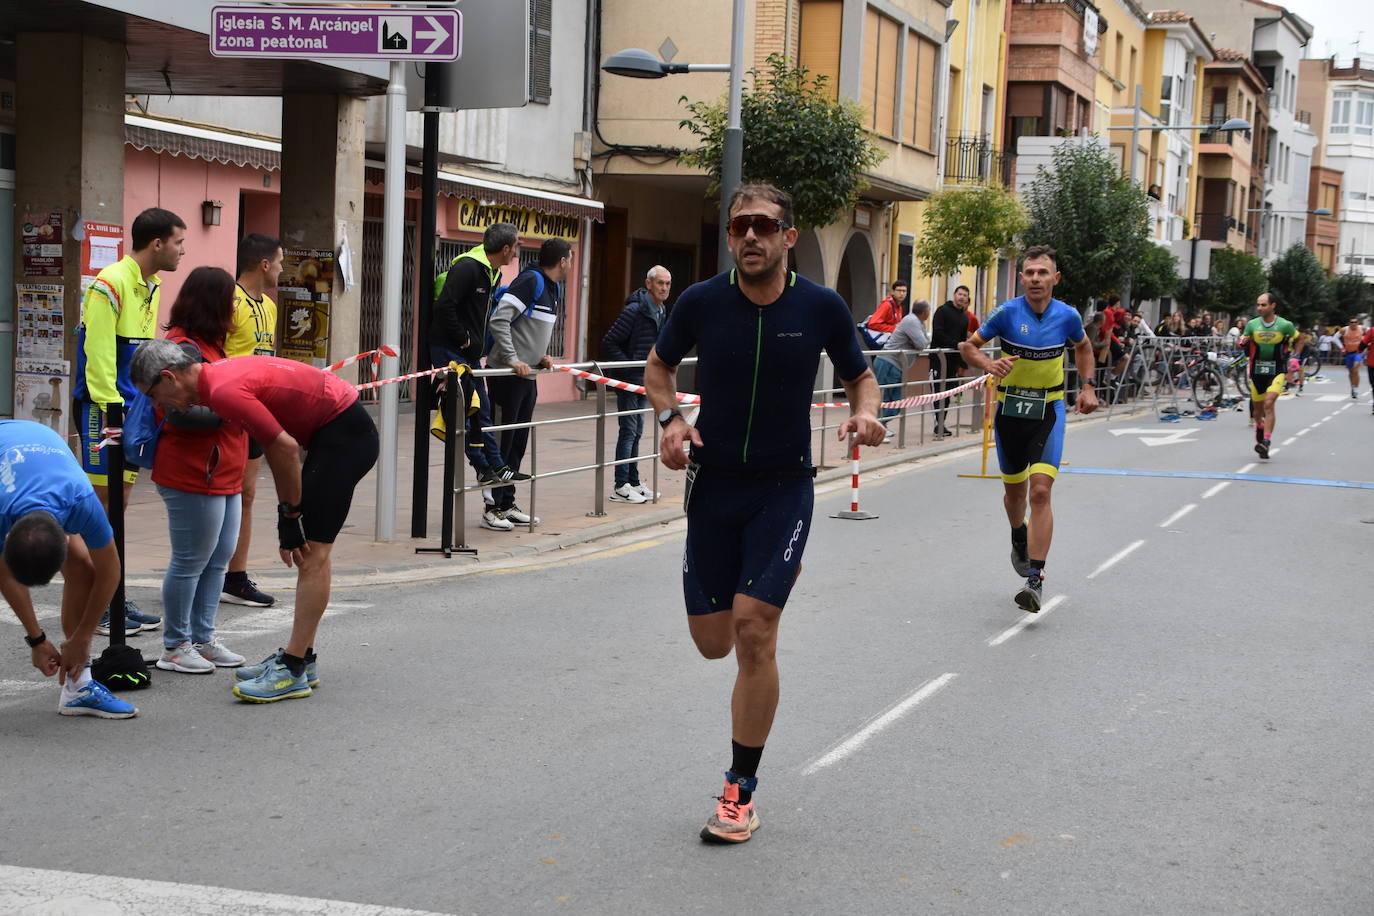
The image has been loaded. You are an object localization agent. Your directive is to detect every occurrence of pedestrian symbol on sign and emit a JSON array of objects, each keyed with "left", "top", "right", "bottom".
[{"left": 380, "top": 18, "right": 410, "bottom": 51}]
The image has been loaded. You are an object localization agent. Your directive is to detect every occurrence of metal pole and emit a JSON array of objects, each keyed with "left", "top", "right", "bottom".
[
  {"left": 589, "top": 381, "right": 607, "bottom": 516},
  {"left": 717, "top": 0, "right": 746, "bottom": 272},
  {"left": 412, "top": 97, "right": 441, "bottom": 538},
  {"left": 1122, "top": 84, "right": 1142, "bottom": 315},
  {"left": 376, "top": 60, "right": 405, "bottom": 541},
  {"left": 106, "top": 404, "right": 127, "bottom": 646}
]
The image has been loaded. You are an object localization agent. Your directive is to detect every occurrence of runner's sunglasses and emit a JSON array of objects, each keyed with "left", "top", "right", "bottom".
[{"left": 726, "top": 214, "right": 791, "bottom": 237}]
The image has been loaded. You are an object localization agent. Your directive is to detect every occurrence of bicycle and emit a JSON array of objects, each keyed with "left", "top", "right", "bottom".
[{"left": 1146, "top": 340, "right": 1225, "bottom": 410}]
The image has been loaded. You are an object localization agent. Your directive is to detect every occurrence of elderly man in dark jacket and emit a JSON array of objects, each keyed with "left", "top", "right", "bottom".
[{"left": 601, "top": 265, "right": 671, "bottom": 503}]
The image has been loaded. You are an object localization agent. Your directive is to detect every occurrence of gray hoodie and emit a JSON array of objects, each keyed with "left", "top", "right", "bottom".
[{"left": 486, "top": 268, "right": 560, "bottom": 369}]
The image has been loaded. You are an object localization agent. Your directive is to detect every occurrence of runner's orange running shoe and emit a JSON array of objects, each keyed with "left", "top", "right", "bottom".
[{"left": 700, "top": 776, "right": 760, "bottom": 843}]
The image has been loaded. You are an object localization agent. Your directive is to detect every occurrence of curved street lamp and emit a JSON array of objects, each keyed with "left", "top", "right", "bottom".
[{"left": 602, "top": 0, "right": 746, "bottom": 271}]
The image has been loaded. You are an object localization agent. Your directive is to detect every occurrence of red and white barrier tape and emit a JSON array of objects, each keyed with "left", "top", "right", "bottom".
[{"left": 558, "top": 364, "right": 988, "bottom": 410}]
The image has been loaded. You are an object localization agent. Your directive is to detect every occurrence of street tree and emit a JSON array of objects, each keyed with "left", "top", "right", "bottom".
[
  {"left": 679, "top": 54, "right": 885, "bottom": 230},
  {"left": 1267, "top": 243, "right": 1332, "bottom": 327},
  {"left": 1021, "top": 139, "right": 1151, "bottom": 309},
  {"left": 1203, "top": 247, "right": 1268, "bottom": 316},
  {"left": 914, "top": 186, "right": 1026, "bottom": 277},
  {"left": 1131, "top": 242, "right": 1182, "bottom": 304},
  {"left": 1326, "top": 269, "right": 1373, "bottom": 326}
]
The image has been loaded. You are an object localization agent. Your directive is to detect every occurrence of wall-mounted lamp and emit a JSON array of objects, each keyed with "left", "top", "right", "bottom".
[{"left": 201, "top": 199, "right": 223, "bottom": 226}]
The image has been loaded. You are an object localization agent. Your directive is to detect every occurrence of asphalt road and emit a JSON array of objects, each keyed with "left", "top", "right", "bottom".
[{"left": 1, "top": 380, "right": 1370, "bottom": 915}]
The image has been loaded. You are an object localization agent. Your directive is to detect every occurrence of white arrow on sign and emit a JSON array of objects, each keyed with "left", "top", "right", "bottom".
[
  {"left": 1109, "top": 427, "right": 1199, "bottom": 447},
  {"left": 416, "top": 15, "right": 449, "bottom": 55}
]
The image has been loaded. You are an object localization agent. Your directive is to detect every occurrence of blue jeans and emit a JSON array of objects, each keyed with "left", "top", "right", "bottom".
[
  {"left": 430, "top": 346, "right": 504, "bottom": 471},
  {"left": 614, "top": 391, "right": 647, "bottom": 486},
  {"left": 157, "top": 485, "right": 241, "bottom": 649},
  {"left": 873, "top": 358, "right": 903, "bottom": 420}
]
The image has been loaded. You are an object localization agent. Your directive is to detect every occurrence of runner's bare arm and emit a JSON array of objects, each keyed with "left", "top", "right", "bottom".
[
  {"left": 960, "top": 333, "right": 1017, "bottom": 377},
  {"left": 838, "top": 369, "right": 885, "bottom": 445},
  {"left": 1072, "top": 336, "right": 1099, "bottom": 414},
  {"left": 263, "top": 430, "right": 304, "bottom": 508},
  {"left": 645, "top": 347, "right": 701, "bottom": 471}
]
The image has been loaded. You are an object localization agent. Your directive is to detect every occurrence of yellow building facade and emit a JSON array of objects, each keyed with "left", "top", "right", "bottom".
[{"left": 897, "top": 0, "right": 1009, "bottom": 318}]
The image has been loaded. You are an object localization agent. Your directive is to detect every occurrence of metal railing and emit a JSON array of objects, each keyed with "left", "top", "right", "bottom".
[{"left": 944, "top": 135, "right": 1014, "bottom": 187}]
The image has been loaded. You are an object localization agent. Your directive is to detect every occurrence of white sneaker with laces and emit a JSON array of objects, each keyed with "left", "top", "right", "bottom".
[
  {"left": 503, "top": 504, "right": 540, "bottom": 525},
  {"left": 610, "top": 483, "right": 648, "bottom": 504},
  {"left": 481, "top": 507, "right": 515, "bottom": 530},
  {"left": 194, "top": 636, "right": 245, "bottom": 667},
  {"left": 631, "top": 484, "right": 659, "bottom": 501},
  {"left": 155, "top": 642, "right": 215, "bottom": 674}
]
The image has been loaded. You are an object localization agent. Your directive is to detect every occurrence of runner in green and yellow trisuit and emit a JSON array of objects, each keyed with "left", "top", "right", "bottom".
[{"left": 1240, "top": 292, "right": 1297, "bottom": 460}]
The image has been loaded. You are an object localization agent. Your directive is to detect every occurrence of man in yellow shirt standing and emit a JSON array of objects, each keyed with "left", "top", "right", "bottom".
[
  {"left": 76, "top": 207, "right": 185, "bottom": 636},
  {"left": 221, "top": 233, "right": 282, "bottom": 608}
]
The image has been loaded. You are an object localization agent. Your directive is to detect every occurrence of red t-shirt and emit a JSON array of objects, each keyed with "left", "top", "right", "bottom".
[
  {"left": 198, "top": 356, "right": 359, "bottom": 448},
  {"left": 1363, "top": 328, "right": 1374, "bottom": 367},
  {"left": 966, "top": 310, "right": 979, "bottom": 334},
  {"left": 152, "top": 331, "right": 248, "bottom": 495}
]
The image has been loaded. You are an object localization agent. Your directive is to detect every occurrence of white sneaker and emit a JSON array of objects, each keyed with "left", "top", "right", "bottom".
[
  {"left": 194, "top": 636, "right": 245, "bottom": 667},
  {"left": 610, "top": 483, "right": 648, "bottom": 504},
  {"left": 883, "top": 426, "right": 896, "bottom": 439},
  {"left": 481, "top": 507, "right": 515, "bottom": 530},
  {"left": 502, "top": 504, "right": 540, "bottom": 525},
  {"left": 631, "top": 484, "right": 659, "bottom": 501},
  {"left": 155, "top": 642, "right": 215, "bottom": 674}
]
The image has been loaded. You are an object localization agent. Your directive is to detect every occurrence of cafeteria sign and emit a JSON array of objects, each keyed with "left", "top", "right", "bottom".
[{"left": 453, "top": 199, "right": 580, "bottom": 241}]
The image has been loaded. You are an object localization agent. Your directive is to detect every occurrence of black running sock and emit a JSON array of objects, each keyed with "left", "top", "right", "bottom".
[
  {"left": 1028, "top": 560, "right": 1046, "bottom": 579},
  {"left": 281, "top": 652, "right": 307, "bottom": 678},
  {"left": 731, "top": 741, "right": 764, "bottom": 805},
  {"left": 1011, "top": 524, "right": 1028, "bottom": 549},
  {"left": 224, "top": 570, "right": 246, "bottom": 584}
]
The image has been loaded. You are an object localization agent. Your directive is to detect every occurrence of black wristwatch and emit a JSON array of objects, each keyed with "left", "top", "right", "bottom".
[
  {"left": 658, "top": 408, "right": 684, "bottom": 428},
  {"left": 277, "top": 502, "right": 302, "bottom": 518},
  {"left": 24, "top": 630, "right": 46, "bottom": 648}
]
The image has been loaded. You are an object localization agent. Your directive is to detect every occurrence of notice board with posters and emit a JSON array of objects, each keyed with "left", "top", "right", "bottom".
[{"left": 278, "top": 249, "right": 333, "bottom": 364}]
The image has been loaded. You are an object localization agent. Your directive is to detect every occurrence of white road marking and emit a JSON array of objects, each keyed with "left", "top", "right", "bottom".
[
  {"left": 1282, "top": 437, "right": 1297, "bottom": 445},
  {"left": 1317, "top": 395, "right": 1346, "bottom": 402},
  {"left": 1236, "top": 463, "right": 1256, "bottom": 474},
  {"left": 801, "top": 673, "right": 958, "bottom": 775},
  {"left": 1108, "top": 427, "right": 1199, "bottom": 447},
  {"left": 987, "top": 595, "right": 1067, "bottom": 646},
  {"left": 1086, "top": 540, "right": 1146, "bottom": 579},
  {"left": 1297, "top": 428, "right": 1310, "bottom": 436},
  {"left": 1159, "top": 504, "right": 1197, "bottom": 528},
  {"left": 217, "top": 601, "right": 374, "bottom": 636},
  {"left": 0, "top": 864, "right": 448, "bottom": 916},
  {"left": 1202, "top": 481, "right": 1231, "bottom": 498}
]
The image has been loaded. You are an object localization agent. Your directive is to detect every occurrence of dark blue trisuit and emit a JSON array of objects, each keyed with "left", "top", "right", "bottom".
[{"left": 653, "top": 270, "right": 870, "bottom": 615}]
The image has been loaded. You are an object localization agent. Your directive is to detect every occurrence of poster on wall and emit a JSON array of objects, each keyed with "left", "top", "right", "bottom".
[
  {"left": 13, "top": 359, "right": 71, "bottom": 432},
  {"left": 21, "top": 211, "right": 65, "bottom": 277},
  {"left": 16, "top": 283, "right": 66, "bottom": 361},
  {"left": 278, "top": 248, "right": 334, "bottom": 365},
  {"left": 81, "top": 222, "right": 124, "bottom": 279}
]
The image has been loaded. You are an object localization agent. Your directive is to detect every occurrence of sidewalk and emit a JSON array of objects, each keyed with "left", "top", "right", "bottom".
[{"left": 120, "top": 387, "right": 1141, "bottom": 590}]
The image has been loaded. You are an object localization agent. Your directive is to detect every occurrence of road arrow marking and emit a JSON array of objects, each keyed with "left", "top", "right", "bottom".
[
  {"left": 416, "top": 15, "right": 448, "bottom": 54},
  {"left": 1109, "top": 427, "right": 1198, "bottom": 446}
]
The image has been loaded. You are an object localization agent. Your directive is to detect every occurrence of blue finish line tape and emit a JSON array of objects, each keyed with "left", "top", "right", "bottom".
[{"left": 1060, "top": 467, "right": 1374, "bottom": 491}]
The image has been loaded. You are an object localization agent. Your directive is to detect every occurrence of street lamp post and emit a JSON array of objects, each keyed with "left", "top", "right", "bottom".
[
  {"left": 1247, "top": 207, "right": 1333, "bottom": 260},
  {"left": 602, "top": 0, "right": 746, "bottom": 271},
  {"left": 1121, "top": 84, "right": 1250, "bottom": 314}
]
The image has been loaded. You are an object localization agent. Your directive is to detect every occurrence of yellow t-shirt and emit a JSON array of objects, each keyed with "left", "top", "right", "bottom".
[{"left": 226, "top": 283, "right": 278, "bottom": 357}]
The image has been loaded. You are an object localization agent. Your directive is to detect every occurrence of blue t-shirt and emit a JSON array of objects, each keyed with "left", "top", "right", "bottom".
[
  {"left": 976, "top": 296, "right": 1085, "bottom": 398},
  {"left": 654, "top": 270, "right": 869, "bottom": 470},
  {"left": 0, "top": 421, "right": 112, "bottom": 550}
]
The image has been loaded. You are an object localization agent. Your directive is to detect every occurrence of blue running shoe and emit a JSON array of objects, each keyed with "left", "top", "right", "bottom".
[
  {"left": 96, "top": 609, "right": 143, "bottom": 637},
  {"left": 124, "top": 599, "right": 161, "bottom": 631},
  {"left": 236, "top": 649, "right": 319, "bottom": 687},
  {"left": 58, "top": 679, "right": 138, "bottom": 718},
  {"left": 232, "top": 662, "right": 312, "bottom": 703}
]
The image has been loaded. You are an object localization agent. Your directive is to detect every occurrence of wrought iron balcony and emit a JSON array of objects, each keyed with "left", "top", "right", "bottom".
[{"left": 944, "top": 135, "right": 1013, "bottom": 187}]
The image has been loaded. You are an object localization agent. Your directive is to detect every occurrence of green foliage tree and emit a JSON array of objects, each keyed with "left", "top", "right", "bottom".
[
  {"left": 1201, "top": 246, "right": 1268, "bottom": 316},
  {"left": 1266, "top": 243, "right": 1332, "bottom": 327},
  {"left": 1021, "top": 139, "right": 1151, "bottom": 309},
  {"left": 1326, "top": 269, "right": 1374, "bottom": 326},
  {"left": 678, "top": 54, "right": 885, "bottom": 230},
  {"left": 1130, "top": 242, "right": 1182, "bottom": 303},
  {"left": 913, "top": 187, "right": 1026, "bottom": 277}
]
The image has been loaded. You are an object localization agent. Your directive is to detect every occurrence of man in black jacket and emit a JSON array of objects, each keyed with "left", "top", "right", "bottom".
[
  {"left": 602, "top": 265, "right": 671, "bottom": 502},
  {"left": 929, "top": 285, "right": 972, "bottom": 436},
  {"left": 431, "top": 223, "right": 529, "bottom": 519}
]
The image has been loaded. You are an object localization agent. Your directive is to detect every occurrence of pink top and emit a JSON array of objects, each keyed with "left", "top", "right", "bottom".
[{"left": 197, "top": 356, "right": 358, "bottom": 448}]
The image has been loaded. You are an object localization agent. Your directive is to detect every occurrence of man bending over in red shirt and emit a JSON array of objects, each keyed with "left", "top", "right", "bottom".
[{"left": 131, "top": 339, "right": 379, "bottom": 702}]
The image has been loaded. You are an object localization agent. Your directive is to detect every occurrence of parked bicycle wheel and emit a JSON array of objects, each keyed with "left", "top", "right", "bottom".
[
  {"left": 1191, "top": 364, "right": 1225, "bottom": 410},
  {"left": 1303, "top": 353, "right": 1321, "bottom": 378},
  {"left": 1227, "top": 364, "right": 1250, "bottom": 399}
]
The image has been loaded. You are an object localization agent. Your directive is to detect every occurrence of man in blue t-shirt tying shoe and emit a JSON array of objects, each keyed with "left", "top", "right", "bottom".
[
  {"left": 645, "top": 183, "right": 884, "bottom": 844},
  {"left": 960, "top": 246, "right": 1098, "bottom": 613}
]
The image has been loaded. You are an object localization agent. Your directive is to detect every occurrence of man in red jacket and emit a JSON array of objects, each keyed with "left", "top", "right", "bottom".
[{"left": 131, "top": 340, "right": 379, "bottom": 704}]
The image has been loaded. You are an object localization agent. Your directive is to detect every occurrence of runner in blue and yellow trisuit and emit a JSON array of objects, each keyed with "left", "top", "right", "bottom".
[{"left": 960, "top": 246, "right": 1099, "bottom": 613}]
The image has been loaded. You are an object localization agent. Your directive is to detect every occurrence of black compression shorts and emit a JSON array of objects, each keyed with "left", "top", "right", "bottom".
[{"left": 299, "top": 401, "right": 379, "bottom": 544}]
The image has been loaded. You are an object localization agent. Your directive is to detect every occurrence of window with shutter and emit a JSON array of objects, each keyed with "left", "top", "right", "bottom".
[{"left": 529, "top": 0, "right": 552, "bottom": 104}]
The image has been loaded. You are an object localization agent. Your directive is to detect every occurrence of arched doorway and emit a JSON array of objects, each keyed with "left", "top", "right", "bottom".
[
  {"left": 790, "top": 229, "right": 825, "bottom": 285},
  {"left": 835, "top": 231, "right": 878, "bottom": 321}
]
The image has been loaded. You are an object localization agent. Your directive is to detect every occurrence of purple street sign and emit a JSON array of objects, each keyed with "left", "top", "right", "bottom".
[{"left": 211, "top": 6, "right": 461, "bottom": 61}]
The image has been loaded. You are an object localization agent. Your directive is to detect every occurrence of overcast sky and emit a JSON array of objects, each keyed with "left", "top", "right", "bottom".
[{"left": 1282, "top": 0, "right": 1374, "bottom": 61}]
